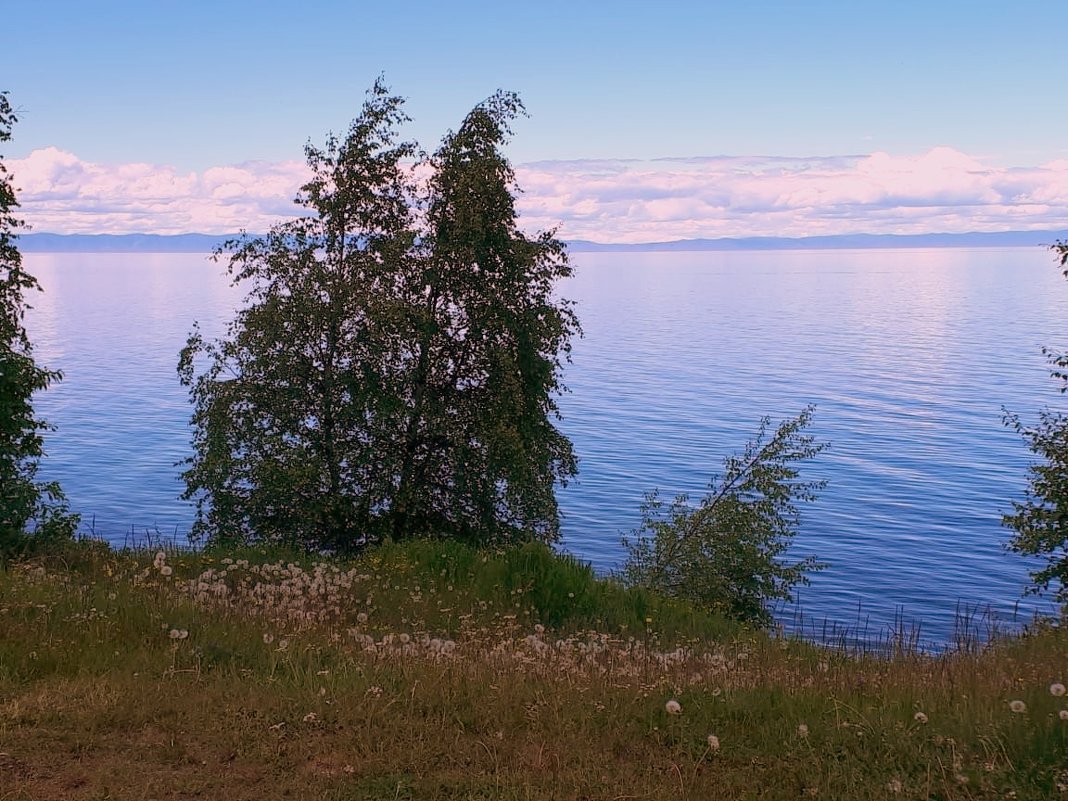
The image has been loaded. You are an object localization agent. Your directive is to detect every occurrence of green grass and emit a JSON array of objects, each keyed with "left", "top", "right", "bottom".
[{"left": 0, "top": 538, "right": 1065, "bottom": 800}]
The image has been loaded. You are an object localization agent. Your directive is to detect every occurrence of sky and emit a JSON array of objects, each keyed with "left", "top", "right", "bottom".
[{"left": 4, "top": 0, "right": 1068, "bottom": 242}]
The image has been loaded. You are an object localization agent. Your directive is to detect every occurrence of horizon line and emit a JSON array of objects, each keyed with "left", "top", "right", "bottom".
[{"left": 17, "top": 229, "right": 1068, "bottom": 254}]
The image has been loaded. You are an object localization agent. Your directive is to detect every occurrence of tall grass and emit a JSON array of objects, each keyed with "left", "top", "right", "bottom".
[{"left": 0, "top": 539, "right": 1065, "bottom": 800}]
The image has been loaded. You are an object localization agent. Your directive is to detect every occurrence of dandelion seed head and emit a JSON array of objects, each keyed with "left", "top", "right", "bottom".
[
  {"left": 797, "top": 723, "right": 809, "bottom": 738},
  {"left": 1009, "top": 700, "right": 1027, "bottom": 714},
  {"left": 160, "top": 565, "right": 173, "bottom": 577},
  {"left": 168, "top": 628, "right": 181, "bottom": 639},
  {"left": 302, "top": 712, "right": 317, "bottom": 723},
  {"left": 1051, "top": 683, "right": 1066, "bottom": 697},
  {"left": 665, "top": 699, "right": 682, "bottom": 715},
  {"left": 887, "top": 778, "right": 902, "bottom": 793},
  {"left": 263, "top": 633, "right": 274, "bottom": 645},
  {"left": 706, "top": 734, "right": 720, "bottom": 751},
  {"left": 913, "top": 711, "right": 928, "bottom": 724},
  {"left": 356, "top": 612, "right": 368, "bottom": 624},
  {"left": 1059, "top": 709, "right": 1068, "bottom": 721}
]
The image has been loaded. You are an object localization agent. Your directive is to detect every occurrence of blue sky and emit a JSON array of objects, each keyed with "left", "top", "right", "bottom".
[{"left": 5, "top": 1, "right": 1068, "bottom": 240}]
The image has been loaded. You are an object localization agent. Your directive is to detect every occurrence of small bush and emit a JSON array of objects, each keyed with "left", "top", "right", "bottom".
[{"left": 623, "top": 406, "right": 827, "bottom": 627}]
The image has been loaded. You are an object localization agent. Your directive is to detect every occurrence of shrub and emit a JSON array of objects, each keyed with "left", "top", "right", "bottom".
[{"left": 623, "top": 406, "right": 827, "bottom": 627}]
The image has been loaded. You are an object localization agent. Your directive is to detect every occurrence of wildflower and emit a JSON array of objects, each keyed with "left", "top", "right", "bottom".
[
  {"left": 278, "top": 639, "right": 289, "bottom": 651},
  {"left": 665, "top": 699, "right": 682, "bottom": 715},
  {"left": 913, "top": 711, "right": 928, "bottom": 724},
  {"left": 160, "top": 565, "right": 173, "bottom": 577},
  {"left": 887, "top": 778, "right": 902, "bottom": 793},
  {"left": 356, "top": 612, "right": 368, "bottom": 624},
  {"left": 797, "top": 723, "right": 809, "bottom": 738},
  {"left": 1059, "top": 709, "right": 1068, "bottom": 721},
  {"left": 302, "top": 712, "right": 317, "bottom": 723},
  {"left": 1051, "top": 683, "right": 1066, "bottom": 697},
  {"left": 1009, "top": 700, "right": 1027, "bottom": 714},
  {"left": 706, "top": 734, "right": 720, "bottom": 752},
  {"left": 262, "top": 633, "right": 274, "bottom": 645},
  {"left": 168, "top": 628, "right": 181, "bottom": 639}
]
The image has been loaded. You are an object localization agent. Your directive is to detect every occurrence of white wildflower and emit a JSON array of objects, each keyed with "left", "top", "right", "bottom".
[
  {"left": 1009, "top": 699, "right": 1027, "bottom": 714},
  {"left": 302, "top": 712, "right": 317, "bottom": 723},
  {"left": 160, "top": 565, "right": 173, "bottom": 577},
  {"left": 1051, "top": 683, "right": 1066, "bottom": 697},
  {"left": 797, "top": 723, "right": 809, "bottom": 738},
  {"left": 168, "top": 628, "right": 181, "bottom": 639},
  {"left": 706, "top": 733, "right": 720, "bottom": 751},
  {"left": 1059, "top": 709, "right": 1068, "bottom": 721},
  {"left": 913, "top": 711, "right": 928, "bottom": 724},
  {"left": 262, "top": 632, "right": 274, "bottom": 645},
  {"left": 665, "top": 699, "right": 682, "bottom": 715}
]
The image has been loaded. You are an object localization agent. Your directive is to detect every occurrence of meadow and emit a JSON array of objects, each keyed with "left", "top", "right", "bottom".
[{"left": 1, "top": 539, "right": 1065, "bottom": 800}]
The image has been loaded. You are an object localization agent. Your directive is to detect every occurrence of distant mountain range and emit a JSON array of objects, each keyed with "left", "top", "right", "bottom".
[
  {"left": 18, "top": 230, "right": 1068, "bottom": 254},
  {"left": 567, "top": 230, "right": 1068, "bottom": 251}
]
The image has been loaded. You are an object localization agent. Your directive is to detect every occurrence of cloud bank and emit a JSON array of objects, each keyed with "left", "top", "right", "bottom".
[{"left": 10, "top": 146, "right": 1068, "bottom": 243}]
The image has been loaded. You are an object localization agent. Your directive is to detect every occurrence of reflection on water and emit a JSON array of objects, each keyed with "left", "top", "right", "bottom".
[{"left": 24, "top": 248, "right": 1068, "bottom": 645}]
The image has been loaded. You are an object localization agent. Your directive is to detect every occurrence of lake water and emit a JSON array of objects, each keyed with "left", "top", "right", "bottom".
[{"left": 22, "top": 248, "right": 1068, "bottom": 646}]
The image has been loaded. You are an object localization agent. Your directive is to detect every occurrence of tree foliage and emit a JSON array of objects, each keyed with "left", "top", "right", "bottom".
[
  {"left": 622, "top": 407, "right": 827, "bottom": 626},
  {"left": 179, "top": 82, "right": 578, "bottom": 552},
  {"left": 0, "top": 91, "right": 77, "bottom": 556},
  {"left": 1002, "top": 242, "right": 1068, "bottom": 604}
]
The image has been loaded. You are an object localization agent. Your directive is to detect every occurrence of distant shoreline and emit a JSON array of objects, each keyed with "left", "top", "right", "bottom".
[{"left": 18, "top": 229, "right": 1068, "bottom": 254}]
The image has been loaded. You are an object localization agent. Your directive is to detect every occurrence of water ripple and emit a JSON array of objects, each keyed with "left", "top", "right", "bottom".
[{"left": 23, "top": 248, "right": 1068, "bottom": 644}]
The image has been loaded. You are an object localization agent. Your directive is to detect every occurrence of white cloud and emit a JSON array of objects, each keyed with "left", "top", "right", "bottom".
[
  {"left": 9, "top": 148, "right": 309, "bottom": 235},
  {"left": 9, "top": 147, "right": 1068, "bottom": 242}
]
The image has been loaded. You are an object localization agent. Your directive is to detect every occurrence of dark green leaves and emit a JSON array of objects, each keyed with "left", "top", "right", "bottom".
[
  {"left": 180, "top": 84, "right": 579, "bottom": 552},
  {"left": 1002, "top": 242, "right": 1068, "bottom": 605},
  {"left": 622, "top": 406, "right": 827, "bottom": 627},
  {"left": 0, "top": 91, "right": 78, "bottom": 556}
]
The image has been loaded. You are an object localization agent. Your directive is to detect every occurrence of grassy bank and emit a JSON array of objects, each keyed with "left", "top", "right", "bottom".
[{"left": 1, "top": 540, "right": 1065, "bottom": 800}]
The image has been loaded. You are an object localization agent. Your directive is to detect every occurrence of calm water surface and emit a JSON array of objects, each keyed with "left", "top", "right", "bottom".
[{"left": 23, "top": 248, "right": 1068, "bottom": 645}]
